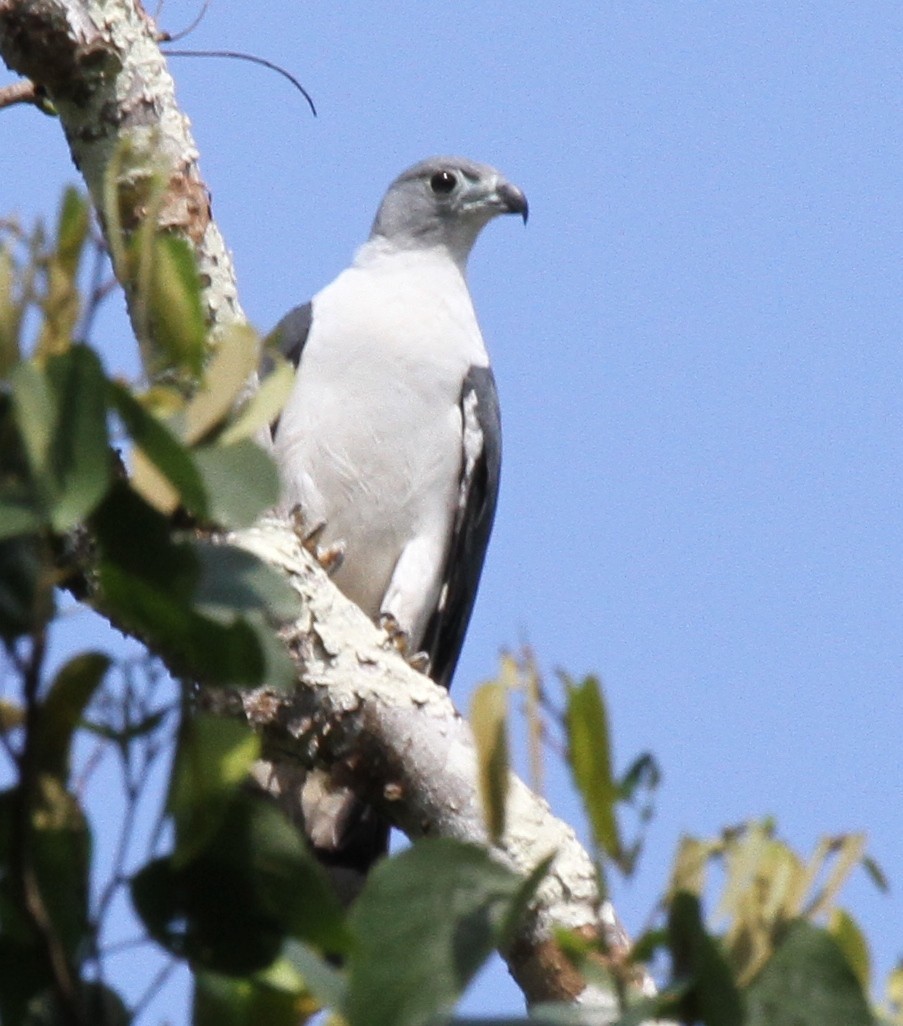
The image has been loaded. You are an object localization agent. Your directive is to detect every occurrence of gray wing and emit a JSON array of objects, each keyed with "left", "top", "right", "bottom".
[
  {"left": 267, "top": 301, "right": 313, "bottom": 438},
  {"left": 420, "top": 365, "right": 502, "bottom": 689},
  {"left": 271, "top": 301, "right": 313, "bottom": 368}
]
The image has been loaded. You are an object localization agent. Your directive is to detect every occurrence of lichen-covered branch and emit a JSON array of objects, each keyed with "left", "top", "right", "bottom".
[
  {"left": 0, "top": 1, "right": 654, "bottom": 1016},
  {"left": 231, "top": 519, "right": 652, "bottom": 1013},
  {"left": 0, "top": 0, "right": 244, "bottom": 340}
]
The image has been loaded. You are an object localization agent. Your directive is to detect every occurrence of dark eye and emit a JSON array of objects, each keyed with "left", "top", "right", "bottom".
[{"left": 430, "top": 170, "right": 457, "bottom": 194}]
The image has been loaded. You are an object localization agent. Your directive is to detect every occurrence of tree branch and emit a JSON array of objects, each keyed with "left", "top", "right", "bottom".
[
  {"left": 0, "top": 0, "right": 244, "bottom": 341},
  {"left": 229, "top": 519, "right": 653, "bottom": 1012},
  {"left": 0, "top": 77, "right": 42, "bottom": 108},
  {"left": 0, "top": 1, "right": 655, "bottom": 1017}
]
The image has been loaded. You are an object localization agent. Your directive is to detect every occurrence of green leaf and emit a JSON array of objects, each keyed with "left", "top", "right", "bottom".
[
  {"left": 147, "top": 233, "right": 206, "bottom": 378},
  {"left": 183, "top": 323, "right": 260, "bottom": 445},
  {"left": 193, "top": 542, "right": 299, "bottom": 623},
  {"left": 617, "top": 752, "right": 661, "bottom": 804},
  {"left": 0, "top": 536, "right": 55, "bottom": 639},
  {"left": 0, "top": 243, "right": 23, "bottom": 377},
  {"left": 452, "top": 1017, "right": 592, "bottom": 1026},
  {"left": 194, "top": 970, "right": 315, "bottom": 1026},
  {"left": 668, "top": 890, "right": 743, "bottom": 1026},
  {"left": 0, "top": 390, "right": 45, "bottom": 538},
  {"left": 192, "top": 438, "right": 280, "bottom": 528},
  {"left": 861, "top": 854, "right": 889, "bottom": 893},
  {"left": 133, "top": 854, "right": 282, "bottom": 975},
  {"left": 108, "top": 379, "right": 208, "bottom": 515},
  {"left": 0, "top": 935, "right": 53, "bottom": 1025},
  {"left": 607, "top": 985, "right": 692, "bottom": 1026},
  {"left": 0, "top": 781, "right": 92, "bottom": 960},
  {"left": 35, "top": 652, "right": 110, "bottom": 780},
  {"left": 220, "top": 355, "right": 295, "bottom": 444},
  {"left": 34, "top": 188, "right": 90, "bottom": 359},
  {"left": 133, "top": 793, "right": 348, "bottom": 974},
  {"left": 11, "top": 359, "right": 55, "bottom": 486},
  {"left": 90, "top": 479, "right": 192, "bottom": 587},
  {"left": 828, "top": 907, "right": 871, "bottom": 992},
  {"left": 43, "top": 345, "right": 112, "bottom": 528},
  {"left": 23, "top": 981, "right": 134, "bottom": 1026},
  {"left": 469, "top": 679, "right": 509, "bottom": 844},
  {"left": 0, "top": 501, "right": 44, "bottom": 540},
  {"left": 670, "top": 835, "right": 718, "bottom": 897},
  {"left": 745, "top": 921, "right": 874, "bottom": 1026},
  {"left": 98, "top": 560, "right": 277, "bottom": 687},
  {"left": 55, "top": 187, "right": 90, "bottom": 278},
  {"left": 13, "top": 344, "right": 116, "bottom": 531},
  {"left": 887, "top": 962, "right": 903, "bottom": 1012},
  {"left": 629, "top": 926, "right": 670, "bottom": 965},
  {"left": 281, "top": 938, "right": 348, "bottom": 1010},
  {"left": 563, "top": 674, "right": 621, "bottom": 866},
  {"left": 5, "top": 350, "right": 112, "bottom": 532},
  {"left": 91, "top": 484, "right": 294, "bottom": 689},
  {"left": 169, "top": 714, "right": 261, "bottom": 864},
  {"left": 346, "top": 838, "right": 538, "bottom": 1026}
]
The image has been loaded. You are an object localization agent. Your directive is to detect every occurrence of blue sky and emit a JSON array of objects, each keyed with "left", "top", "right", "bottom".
[{"left": 2, "top": 1, "right": 901, "bottom": 1018}]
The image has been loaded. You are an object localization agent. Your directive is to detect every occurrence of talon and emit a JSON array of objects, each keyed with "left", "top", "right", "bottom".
[
  {"left": 289, "top": 505, "right": 325, "bottom": 548},
  {"left": 316, "top": 541, "right": 345, "bottom": 575},
  {"left": 379, "top": 612, "right": 409, "bottom": 653},
  {"left": 289, "top": 506, "right": 345, "bottom": 574},
  {"left": 378, "top": 614, "right": 430, "bottom": 673},
  {"left": 407, "top": 651, "right": 431, "bottom": 674}
]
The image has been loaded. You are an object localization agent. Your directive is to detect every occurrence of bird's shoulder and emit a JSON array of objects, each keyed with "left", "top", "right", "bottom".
[{"left": 302, "top": 249, "right": 485, "bottom": 368}]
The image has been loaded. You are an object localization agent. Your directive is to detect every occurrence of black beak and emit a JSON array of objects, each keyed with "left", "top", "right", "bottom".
[{"left": 498, "top": 181, "right": 529, "bottom": 224}]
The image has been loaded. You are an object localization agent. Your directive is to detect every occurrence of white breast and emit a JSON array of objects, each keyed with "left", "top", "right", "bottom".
[{"left": 274, "top": 248, "right": 489, "bottom": 630}]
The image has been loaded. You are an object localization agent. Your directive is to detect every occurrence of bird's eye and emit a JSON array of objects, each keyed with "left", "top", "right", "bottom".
[{"left": 430, "top": 170, "right": 458, "bottom": 194}]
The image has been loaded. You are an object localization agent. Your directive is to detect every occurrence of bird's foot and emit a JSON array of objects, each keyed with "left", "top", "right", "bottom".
[
  {"left": 378, "top": 612, "right": 430, "bottom": 674},
  {"left": 290, "top": 507, "right": 346, "bottom": 575},
  {"left": 407, "top": 650, "right": 431, "bottom": 674}
]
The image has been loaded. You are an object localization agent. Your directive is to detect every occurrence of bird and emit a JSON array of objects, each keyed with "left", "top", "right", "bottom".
[{"left": 269, "top": 156, "right": 527, "bottom": 898}]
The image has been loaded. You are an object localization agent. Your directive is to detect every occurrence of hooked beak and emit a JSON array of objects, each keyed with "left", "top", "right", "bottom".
[{"left": 497, "top": 180, "right": 529, "bottom": 224}]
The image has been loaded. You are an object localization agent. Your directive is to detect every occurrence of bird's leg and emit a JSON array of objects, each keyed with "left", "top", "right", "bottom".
[
  {"left": 289, "top": 505, "right": 346, "bottom": 575},
  {"left": 378, "top": 612, "right": 431, "bottom": 674}
]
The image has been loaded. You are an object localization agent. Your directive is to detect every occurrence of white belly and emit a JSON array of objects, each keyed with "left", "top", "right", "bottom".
[{"left": 273, "top": 252, "right": 488, "bottom": 640}]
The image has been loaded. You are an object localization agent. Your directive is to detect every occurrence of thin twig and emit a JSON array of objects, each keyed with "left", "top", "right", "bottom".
[
  {"left": 159, "top": 0, "right": 211, "bottom": 43},
  {"left": 0, "top": 79, "right": 39, "bottom": 109},
  {"left": 100, "top": 934, "right": 154, "bottom": 957},
  {"left": 14, "top": 629, "right": 86, "bottom": 1026},
  {"left": 165, "top": 48, "right": 317, "bottom": 117},
  {"left": 131, "top": 959, "right": 179, "bottom": 1022},
  {"left": 94, "top": 693, "right": 144, "bottom": 927}
]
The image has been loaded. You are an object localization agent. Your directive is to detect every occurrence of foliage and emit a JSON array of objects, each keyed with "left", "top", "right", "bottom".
[
  {"left": 0, "top": 189, "right": 896, "bottom": 1026},
  {"left": 0, "top": 191, "right": 301, "bottom": 1024}
]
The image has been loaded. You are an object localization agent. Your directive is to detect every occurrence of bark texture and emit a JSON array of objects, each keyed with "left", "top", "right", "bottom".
[{"left": 0, "top": 1, "right": 658, "bottom": 1017}]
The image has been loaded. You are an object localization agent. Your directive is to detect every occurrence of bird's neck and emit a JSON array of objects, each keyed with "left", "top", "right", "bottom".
[{"left": 354, "top": 236, "right": 473, "bottom": 276}]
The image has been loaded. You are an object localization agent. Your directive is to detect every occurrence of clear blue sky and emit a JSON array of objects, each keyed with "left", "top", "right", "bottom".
[{"left": 2, "top": 1, "right": 901, "bottom": 1018}]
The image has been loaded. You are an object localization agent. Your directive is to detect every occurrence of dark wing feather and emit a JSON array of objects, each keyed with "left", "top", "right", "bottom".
[
  {"left": 421, "top": 365, "right": 502, "bottom": 689},
  {"left": 271, "top": 301, "right": 313, "bottom": 368},
  {"left": 267, "top": 301, "right": 313, "bottom": 438}
]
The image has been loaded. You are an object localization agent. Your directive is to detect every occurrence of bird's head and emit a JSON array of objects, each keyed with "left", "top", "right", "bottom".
[{"left": 368, "top": 156, "right": 528, "bottom": 265}]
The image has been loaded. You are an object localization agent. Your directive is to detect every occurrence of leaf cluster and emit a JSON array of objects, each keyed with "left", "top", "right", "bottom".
[
  {"left": 0, "top": 189, "right": 297, "bottom": 685},
  {"left": 470, "top": 658, "right": 896, "bottom": 1025},
  {"left": 0, "top": 191, "right": 304, "bottom": 1023},
  {"left": 558, "top": 677, "right": 893, "bottom": 1025},
  {"left": 1, "top": 187, "right": 899, "bottom": 1026}
]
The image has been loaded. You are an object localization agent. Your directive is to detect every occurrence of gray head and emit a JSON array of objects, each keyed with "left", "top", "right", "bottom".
[{"left": 368, "top": 156, "right": 528, "bottom": 263}]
